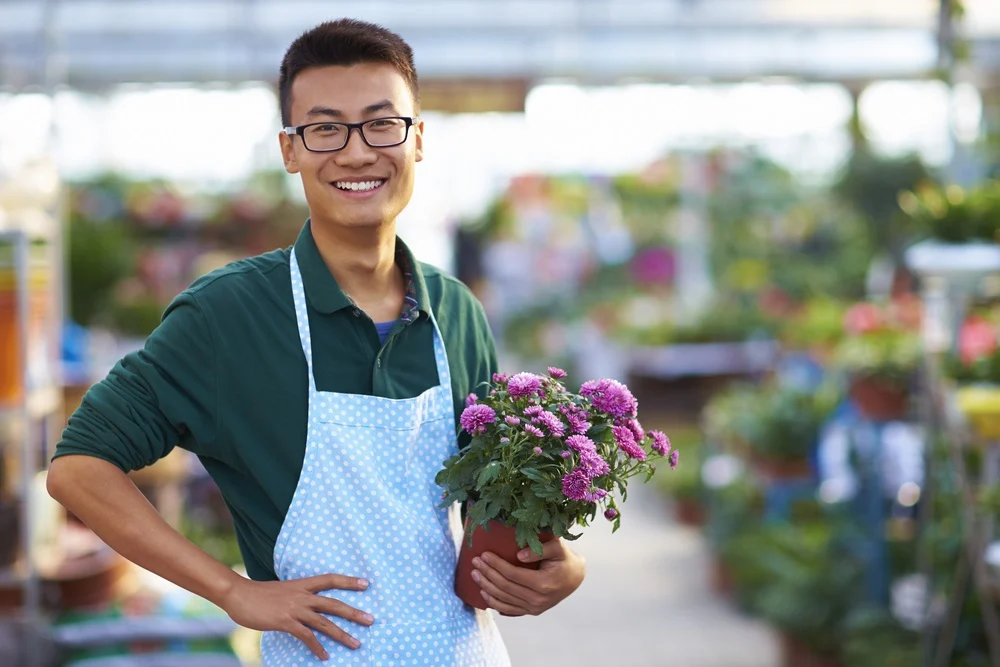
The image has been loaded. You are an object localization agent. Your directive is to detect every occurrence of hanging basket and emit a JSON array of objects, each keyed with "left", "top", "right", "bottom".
[{"left": 848, "top": 376, "right": 909, "bottom": 422}]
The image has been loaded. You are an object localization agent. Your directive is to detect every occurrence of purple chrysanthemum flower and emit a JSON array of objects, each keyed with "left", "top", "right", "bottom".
[
  {"left": 561, "top": 469, "right": 591, "bottom": 501},
  {"left": 508, "top": 372, "right": 543, "bottom": 398},
  {"left": 524, "top": 424, "right": 545, "bottom": 438},
  {"left": 579, "top": 449, "right": 610, "bottom": 477},
  {"left": 500, "top": 437, "right": 510, "bottom": 444},
  {"left": 547, "top": 366, "right": 567, "bottom": 379},
  {"left": 561, "top": 450, "right": 572, "bottom": 459},
  {"left": 567, "top": 413, "right": 592, "bottom": 435},
  {"left": 566, "top": 435, "right": 596, "bottom": 452},
  {"left": 624, "top": 418, "right": 645, "bottom": 443},
  {"left": 460, "top": 404, "right": 496, "bottom": 435},
  {"left": 650, "top": 431, "right": 671, "bottom": 457},
  {"left": 585, "top": 489, "right": 608, "bottom": 503},
  {"left": 533, "top": 446, "right": 543, "bottom": 455},
  {"left": 581, "top": 379, "right": 638, "bottom": 419},
  {"left": 505, "top": 416, "right": 521, "bottom": 426},
  {"left": 524, "top": 405, "right": 544, "bottom": 417},
  {"left": 465, "top": 393, "right": 479, "bottom": 407},
  {"left": 492, "top": 373, "right": 509, "bottom": 385},
  {"left": 613, "top": 425, "right": 647, "bottom": 461},
  {"left": 669, "top": 450, "right": 679, "bottom": 469},
  {"left": 535, "top": 411, "right": 566, "bottom": 438},
  {"left": 604, "top": 508, "right": 618, "bottom": 521}
]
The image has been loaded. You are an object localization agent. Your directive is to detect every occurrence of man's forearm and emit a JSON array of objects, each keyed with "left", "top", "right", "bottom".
[{"left": 47, "top": 455, "right": 242, "bottom": 608}]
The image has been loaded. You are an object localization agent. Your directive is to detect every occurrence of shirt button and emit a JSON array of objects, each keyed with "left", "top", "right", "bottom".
[{"left": 352, "top": 308, "right": 361, "bottom": 317}]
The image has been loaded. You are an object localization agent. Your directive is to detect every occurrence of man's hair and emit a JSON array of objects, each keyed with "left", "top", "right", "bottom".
[{"left": 279, "top": 19, "right": 419, "bottom": 127}]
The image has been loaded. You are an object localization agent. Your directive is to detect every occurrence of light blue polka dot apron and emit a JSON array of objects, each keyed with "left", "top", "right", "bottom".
[{"left": 259, "top": 253, "right": 510, "bottom": 666}]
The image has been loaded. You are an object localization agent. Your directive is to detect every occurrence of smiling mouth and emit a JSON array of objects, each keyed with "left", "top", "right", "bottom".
[{"left": 333, "top": 179, "right": 386, "bottom": 192}]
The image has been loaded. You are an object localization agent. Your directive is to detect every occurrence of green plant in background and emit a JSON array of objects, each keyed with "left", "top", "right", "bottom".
[
  {"left": 615, "top": 297, "right": 780, "bottom": 347},
  {"left": 742, "top": 382, "right": 840, "bottom": 463},
  {"left": 652, "top": 426, "right": 704, "bottom": 503},
  {"left": 841, "top": 607, "right": 922, "bottom": 667},
  {"left": 66, "top": 217, "right": 136, "bottom": 326},
  {"left": 833, "top": 301, "right": 922, "bottom": 387},
  {"left": 779, "top": 297, "right": 849, "bottom": 351},
  {"left": 724, "top": 520, "right": 865, "bottom": 658},
  {"left": 898, "top": 180, "right": 1000, "bottom": 244},
  {"left": 702, "top": 382, "right": 761, "bottom": 448}
]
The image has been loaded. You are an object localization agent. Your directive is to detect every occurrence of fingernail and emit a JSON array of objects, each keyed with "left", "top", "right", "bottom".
[
  {"left": 482, "top": 554, "right": 491, "bottom": 565},
  {"left": 472, "top": 557, "right": 482, "bottom": 569},
  {"left": 358, "top": 579, "right": 369, "bottom": 589},
  {"left": 362, "top": 613, "right": 374, "bottom": 624},
  {"left": 350, "top": 638, "right": 361, "bottom": 649},
  {"left": 481, "top": 590, "right": 490, "bottom": 601},
  {"left": 471, "top": 570, "right": 481, "bottom": 583},
  {"left": 517, "top": 550, "right": 529, "bottom": 561}
]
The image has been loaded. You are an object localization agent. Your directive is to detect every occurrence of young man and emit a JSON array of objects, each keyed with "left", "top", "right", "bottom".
[{"left": 47, "top": 18, "right": 585, "bottom": 666}]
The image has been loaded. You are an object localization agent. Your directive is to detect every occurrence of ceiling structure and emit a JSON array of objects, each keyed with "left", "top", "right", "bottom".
[{"left": 1, "top": 0, "right": 999, "bottom": 95}]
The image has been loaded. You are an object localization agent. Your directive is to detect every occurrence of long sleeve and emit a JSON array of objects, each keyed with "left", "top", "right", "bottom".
[{"left": 54, "top": 293, "right": 219, "bottom": 472}]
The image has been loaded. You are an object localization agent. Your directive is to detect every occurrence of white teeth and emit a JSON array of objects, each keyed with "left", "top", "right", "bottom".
[{"left": 335, "top": 180, "right": 384, "bottom": 192}]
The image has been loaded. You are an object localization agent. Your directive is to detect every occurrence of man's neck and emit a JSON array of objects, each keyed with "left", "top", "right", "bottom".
[{"left": 310, "top": 220, "right": 404, "bottom": 322}]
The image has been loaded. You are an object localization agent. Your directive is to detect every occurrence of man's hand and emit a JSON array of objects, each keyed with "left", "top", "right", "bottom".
[
  {"left": 470, "top": 538, "right": 585, "bottom": 616},
  {"left": 220, "top": 574, "right": 374, "bottom": 660}
]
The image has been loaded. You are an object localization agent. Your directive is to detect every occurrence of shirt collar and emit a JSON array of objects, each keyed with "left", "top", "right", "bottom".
[{"left": 293, "top": 220, "right": 430, "bottom": 320}]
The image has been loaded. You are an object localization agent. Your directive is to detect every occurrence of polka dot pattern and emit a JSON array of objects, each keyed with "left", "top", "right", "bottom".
[{"left": 259, "top": 254, "right": 510, "bottom": 666}]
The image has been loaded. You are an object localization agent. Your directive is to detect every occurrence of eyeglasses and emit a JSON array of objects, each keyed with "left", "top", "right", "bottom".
[{"left": 283, "top": 116, "right": 419, "bottom": 152}]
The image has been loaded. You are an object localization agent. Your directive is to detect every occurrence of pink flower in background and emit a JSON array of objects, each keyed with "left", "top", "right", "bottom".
[
  {"left": 460, "top": 404, "right": 496, "bottom": 435},
  {"left": 624, "top": 418, "right": 645, "bottom": 443},
  {"left": 585, "top": 489, "right": 608, "bottom": 503},
  {"left": 508, "top": 372, "right": 543, "bottom": 398},
  {"left": 568, "top": 414, "right": 592, "bottom": 435},
  {"left": 492, "top": 373, "right": 509, "bottom": 384},
  {"left": 547, "top": 367, "right": 568, "bottom": 379},
  {"left": 649, "top": 431, "right": 671, "bottom": 456},
  {"left": 505, "top": 416, "right": 521, "bottom": 426},
  {"left": 613, "top": 425, "right": 647, "bottom": 461},
  {"left": 669, "top": 450, "right": 680, "bottom": 469},
  {"left": 604, "top": 508, "right": 618, "bottom": 521},
  {"left": 843, "top": 303, "right": 883, "bottom": 335},
  {"left": 561, "top": 450, "right": 572, "bottom": 459},
  {"left": 959, "top": 316, "right": 997, "bottom": 365},
  {"left": 524, "top": 424, "right": 545, "bottom": 438},
  {"left": 465, "top": 393, "right": 479, "bottom": 407},
  {"left": 629, "top": 246, "right": 676, "bottom": 286},
  {"left": 533, "top": 446, "right": 544, "bottom": 455},
  {"left": 524, "top": 405, "right": 544, "bottom": 417},
  {"left": 561, "top": 469, "right": 591, "bottom": 501}
]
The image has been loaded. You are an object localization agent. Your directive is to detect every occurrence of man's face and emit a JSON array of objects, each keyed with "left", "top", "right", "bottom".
[{"left": 279, "top": 63, "right": 423, "bottom": 231}]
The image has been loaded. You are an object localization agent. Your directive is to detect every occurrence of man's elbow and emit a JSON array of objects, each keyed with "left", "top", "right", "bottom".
[{"left": 46, "top": 456, "right": 76, "bottom": 504}]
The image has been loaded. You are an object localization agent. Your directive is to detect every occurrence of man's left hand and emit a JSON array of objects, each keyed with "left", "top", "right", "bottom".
[{"left": 470, "top": 539, "right": 585, "bottom": 616}]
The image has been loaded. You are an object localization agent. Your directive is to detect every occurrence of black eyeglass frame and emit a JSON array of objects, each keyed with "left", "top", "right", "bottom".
[{"left": 282, "top": 116, "right": 419, "bottom": 152}]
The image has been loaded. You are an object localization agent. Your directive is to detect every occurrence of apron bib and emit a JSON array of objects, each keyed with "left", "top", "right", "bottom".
[{"left": 259, "top": 253, "right": 509, "bottom": 666}]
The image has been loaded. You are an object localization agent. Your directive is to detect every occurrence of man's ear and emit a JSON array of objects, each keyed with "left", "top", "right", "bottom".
[
  {"left": 279, "top": 131, "right": 300, "bottom": 174},
  {"left": 414, "top": 119, "right": 424, "bottom": 163}
]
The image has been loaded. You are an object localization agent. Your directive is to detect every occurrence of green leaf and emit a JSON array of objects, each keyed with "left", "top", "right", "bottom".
[
  {"left": 527, "top": 532, "right": 544, "bottom": 556},
  {"left": 476, "top": 461, "right": 502, "bottom": 488},
  {"left": 521, "top": 468, "right": 548, "bottom": 483}
]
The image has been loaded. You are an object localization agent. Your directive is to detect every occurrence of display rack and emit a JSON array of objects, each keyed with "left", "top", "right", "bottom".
[{"left": 0, "top": 165, "right": 66, "bottom": 667}]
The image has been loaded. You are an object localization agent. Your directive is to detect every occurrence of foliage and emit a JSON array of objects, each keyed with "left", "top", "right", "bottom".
[
  {"left": 946, "top": 308, "right": 1000, "bottom": 384},
  {"left": 898, "top": 179, "right": 1000, "bottom": 244},
  {"left": 779, "top": 297, "right": 849, "bottom": 349},
  {"left": 841, "top": 607, "right": 922, "bottom": 667},
  {"left": 615, "top": 297, "right": 779, "bottom": 346},
  {"left": 652, "top": 426, "right": 704, "bottom": 502},
  {"left": 436, "top": 369, "right": 674, "bottom": 554},
  {"left": 65, "top": 217, "right": 136, "bottom": 326}
]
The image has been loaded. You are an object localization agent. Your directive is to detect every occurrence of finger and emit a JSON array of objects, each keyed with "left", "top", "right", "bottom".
[
  {"left": 480, "top": 590, "right": 530, "bottom": 616},
  {"left": 301, "top": 574, "right": 370, "bottom": 593},
  {"left": 312, "top": 595, "right": 375, "bottom": 626},
  {"left": 473, "top": 557, "right": 540, "bottom": 605},
  {"left": 515, "top": 538, "right": 566, "bottom": 564},
  {"left": 288, "top": 623, "right": 328, "bottom": 660},
  {"left": 472, "top": 568, "right": 531, "bottom": 608},
  {"left": 304, "top": 612, "right": 362, "bottom": 650},
  {"left": 478, "top": 553, "right": 542, "bottom": 588}
]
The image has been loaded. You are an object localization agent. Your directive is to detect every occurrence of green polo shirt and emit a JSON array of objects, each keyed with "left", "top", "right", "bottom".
[{"left": 54, "top": 221, "right": 498, "bottom": 582}]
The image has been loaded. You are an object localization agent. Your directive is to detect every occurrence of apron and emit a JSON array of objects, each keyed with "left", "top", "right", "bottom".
[{"left": 259, "top": 253, "right": 510, "bottom": 666}]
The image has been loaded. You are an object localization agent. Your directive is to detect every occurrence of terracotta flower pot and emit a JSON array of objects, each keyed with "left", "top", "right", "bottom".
[
  {"left": 750, "top": 456, "right": 812, "bottom": 481},
  {"left": 455, "top": 518, "right": 555, "bottom": 610},
  {"left": 849, "top": 376, "right": 909, "bottom": 421},
  {"left": 673, "top": 498, "right": 706, "bottom": 527}
]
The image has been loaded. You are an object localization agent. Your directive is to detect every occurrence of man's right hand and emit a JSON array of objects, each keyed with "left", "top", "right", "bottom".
[{"left": 220, "top": 574, "right": 374, "bottom": 660}]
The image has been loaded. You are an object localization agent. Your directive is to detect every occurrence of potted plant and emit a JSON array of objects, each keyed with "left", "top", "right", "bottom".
[
  {"left": 740, "top": 382, "right": 838, "bottom": 480},
  {"left": 833, "top": 300, "right": 922, "bottom": 421},
  {"left": 436, "top": 368, "right": 677, "bottom": 609}
]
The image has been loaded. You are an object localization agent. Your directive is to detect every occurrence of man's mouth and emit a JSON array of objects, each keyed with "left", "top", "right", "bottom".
[{"left": 333, "top": 179, "right": 386, "bottom": 192}]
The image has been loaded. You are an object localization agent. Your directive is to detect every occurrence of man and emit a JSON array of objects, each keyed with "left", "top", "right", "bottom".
[{"left": 47, "top": 18, "right": 585, "bottom": 666}]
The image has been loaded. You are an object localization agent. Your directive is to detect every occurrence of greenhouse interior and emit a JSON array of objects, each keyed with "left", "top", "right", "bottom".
[{"left": 4, "top": 0, "right": 1000, "bottom": 665}]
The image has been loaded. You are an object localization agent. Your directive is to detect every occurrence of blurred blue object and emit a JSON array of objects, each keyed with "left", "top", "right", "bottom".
[{"left": 62, "top": 321, "right": 91, "bottom": 385}]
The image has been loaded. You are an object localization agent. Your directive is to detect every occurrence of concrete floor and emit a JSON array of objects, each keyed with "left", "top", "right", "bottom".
[{"left": 494, "top": 484, "right": 781, "bottom": 667}]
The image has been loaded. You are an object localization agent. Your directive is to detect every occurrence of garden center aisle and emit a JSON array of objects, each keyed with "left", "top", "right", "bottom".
[{"left": 494, "top": 481, "right": 781, "bottom": 667}]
